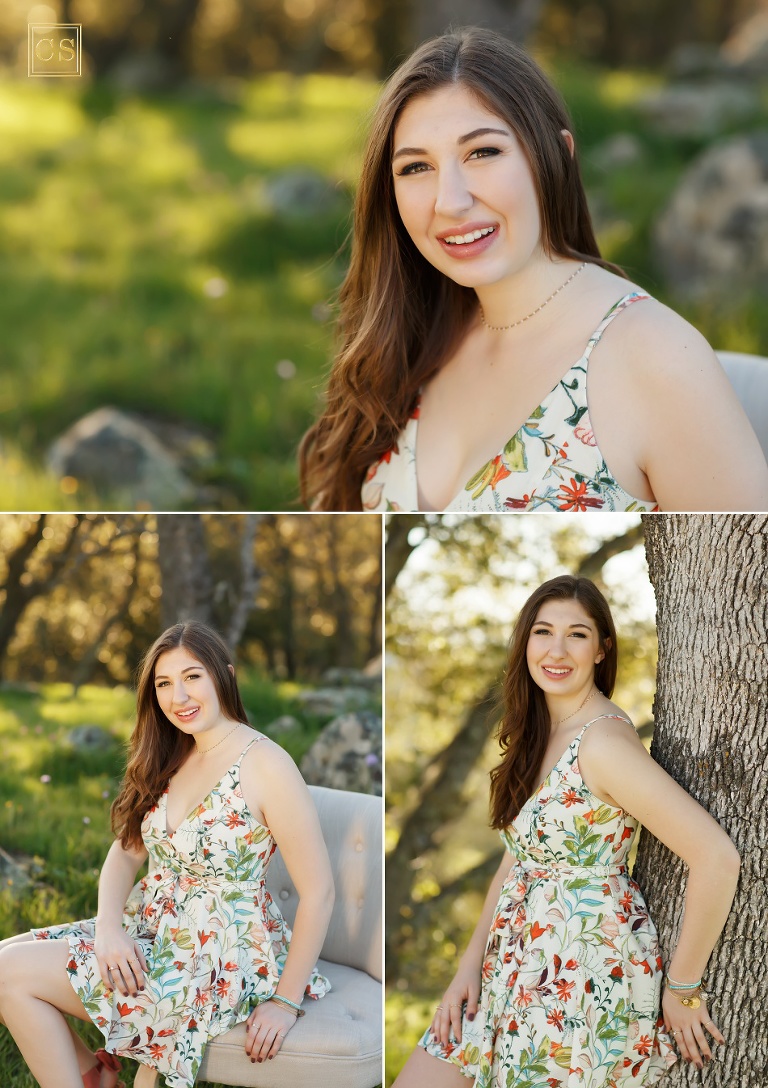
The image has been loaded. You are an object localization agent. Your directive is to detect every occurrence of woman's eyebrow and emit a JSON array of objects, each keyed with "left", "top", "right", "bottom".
[{"left": 392, "top": 126, "right": 511, "bottom": 162}]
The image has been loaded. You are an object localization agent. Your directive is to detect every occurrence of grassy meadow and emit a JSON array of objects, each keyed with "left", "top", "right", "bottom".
[
  {"left": 0, "top": 65, "right": 766, "bottom": 509},
  {"left": 0, "top": 675, "right": 331, "bottom": 1086}
]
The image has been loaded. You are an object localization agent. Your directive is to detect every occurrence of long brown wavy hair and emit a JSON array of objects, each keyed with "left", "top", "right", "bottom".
[
  {"left": 299, "top": 26, "right": 626, "bottom": 510},
  {"left": 111, "top": 621, "right": 250, "bottom": 850},
  {"left": 489, "top": 575, "right": 618, "bottom": 830}
]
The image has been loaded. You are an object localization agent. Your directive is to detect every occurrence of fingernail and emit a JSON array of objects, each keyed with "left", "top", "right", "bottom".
[
  {"left": 468, "top": 1013, "right": 475, "bottom": 1021},
  {"left": 250, "top": 1059, "right": 255, "bottom": 1064}
]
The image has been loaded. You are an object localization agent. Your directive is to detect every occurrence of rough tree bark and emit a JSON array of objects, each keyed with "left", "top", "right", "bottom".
[{"left": 635, "top": 514, "right": 768, "bottom": 1086}]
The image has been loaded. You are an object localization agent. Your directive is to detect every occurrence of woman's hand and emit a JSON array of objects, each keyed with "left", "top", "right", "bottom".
[
  {"left": 244, "top": 999, "right": 297, "bottom": 1063},
  {"left": 430, "top": 961, "right": 481, "bottom": 1048},
  {"left": 95, "top": 924, "right": 148, "bottom": 997},
  {"left": 662, "top": 988, "right": 726, "bottom": 1070}
]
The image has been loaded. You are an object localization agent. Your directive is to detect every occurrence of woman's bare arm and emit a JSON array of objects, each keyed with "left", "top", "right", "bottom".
[
  {"left": 94, "top": 838, "right": 150, "bottom": 995},
  {"left": 622, "top": 305, "right": 768, "bottom": 511},
  {"left": 579, "top": 718, "right": 739, "bottom": 1067}
]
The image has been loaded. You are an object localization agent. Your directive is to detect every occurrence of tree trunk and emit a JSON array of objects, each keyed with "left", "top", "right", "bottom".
[
  {"left": 385, "top": 679, "right": 502, "bottom": 976},
  {"left": 0, "top": 515, "right": 85, "bottom": 674},
  {"left": 224, "top": 514, "right": 264, "bottom": 653},
  {"left": 636, "top": 513, "right": 768, "bottom": 1086},
  {"left": 156, "top": 515, "right": 213, "bottom": 629},
  {"left": 413, "top": 0, "right": 544, "bottom": 48},
  {"left": 384, "top": 514, "right": 428, "bottom": 599}
]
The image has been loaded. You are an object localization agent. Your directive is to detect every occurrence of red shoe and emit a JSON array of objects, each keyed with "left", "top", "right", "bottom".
[{"left": 82, "top": 1048, "right": 124, "bottom": 1088}]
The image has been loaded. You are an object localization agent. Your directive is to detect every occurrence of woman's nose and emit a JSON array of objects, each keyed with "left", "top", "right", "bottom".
[
  {"left": 172, "top": 680, "right": 188, "bottom": 704},
  {"left": 434, "top": 163, "right": 474, "bottom": 218}
]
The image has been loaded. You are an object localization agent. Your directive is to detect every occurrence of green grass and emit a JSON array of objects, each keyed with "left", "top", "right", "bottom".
[
  {"left": 0, "top": 74, "right": 378, "bottom": 511},
  {"left": 0, "top": 675, "right": 339, "bottom": 1086},
  {"left": 1, "top": 65, "right": 766, "bottom": 509}
]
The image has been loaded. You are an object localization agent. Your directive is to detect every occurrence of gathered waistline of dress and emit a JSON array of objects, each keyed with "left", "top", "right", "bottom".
[
  {"left": 505, "top": 856, "right": 629, "bottom": 879},
  {"left": 153, "top": 868, "right": 267, "bottom": 890}
]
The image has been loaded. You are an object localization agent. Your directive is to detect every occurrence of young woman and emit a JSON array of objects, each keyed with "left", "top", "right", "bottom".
[
  {"left": 393, "top": 575, "right": 740, "bottom": 1087},
  {"left": 299, "top": 27, "right": 768, "bottom": 513},
  {"left": 0, "top": 621, "right": 334, "bottom": 1088}
]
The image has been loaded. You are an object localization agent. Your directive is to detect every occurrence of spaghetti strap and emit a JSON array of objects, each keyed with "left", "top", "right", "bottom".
[
  {"left": 579, "top": 713, "right": 636, "bottom": 736},
  {"left": 235, "top": 732, "right": 265, "bottom": 765},
  {"left": 582, "top": 291, "right": 650, "bottom": 364}
]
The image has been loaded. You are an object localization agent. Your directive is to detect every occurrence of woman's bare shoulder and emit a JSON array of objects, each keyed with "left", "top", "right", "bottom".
[{"left": 611, "top": 293, "right": 719, "bottom": 381}]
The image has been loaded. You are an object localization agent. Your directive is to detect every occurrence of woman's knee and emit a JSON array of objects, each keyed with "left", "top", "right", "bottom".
[{"left": 0, "top": 942, "right": 30, "bottom": 1007}]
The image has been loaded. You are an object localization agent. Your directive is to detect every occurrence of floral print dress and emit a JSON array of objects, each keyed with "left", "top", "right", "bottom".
[
  {"left": 420, "top": 715, "right": 677, "bottom": 1088},
  {"left": 33, "top": 736, "right": 330, "bottom": 1088},
  {"left": 361, "top": 293, "right": 659, "bottom": 513}
]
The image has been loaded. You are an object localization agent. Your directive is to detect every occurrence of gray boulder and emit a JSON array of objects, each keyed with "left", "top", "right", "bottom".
[
  {"left": 67, "top": 725, "right": 114, "bottom": 752},
  {"left": 653, "top": 132, "right": 768, "bottom": 298},
  {"left": 588, "top": 133, "right": 645, "bottom": 174},
  {"left": 294, "top": 687, "right": 372, "bottom": 717},
  {"left": 321, "top": 665, "right": 381, "bottom": 691},
  {"left": 263, "top": 170, "right": 345, "bottom": 220},
  {"left": 0, "top": 845, "right": 33, "bottom": 894},
  {"left": 636, "top": 82, "right": 759, "bottom": 138},
  {"left": 300, "top": 711, "right": 382, "bottom": 795},
  {"left": 47, "top": 407, "right": 196, "bottom": 509},
  {"left": 264, "top": 715, "right": 301, "bottom": 734}
]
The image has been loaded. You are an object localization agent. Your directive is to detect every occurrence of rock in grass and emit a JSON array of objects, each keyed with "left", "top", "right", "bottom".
[
  {"left": 636, "top": 82, "right": 759, "bottom": 138},
  {"left": 47, "top": 407, "right": 196, "bottom": 509},
  {"left": 294, "top": 687, "right": 372, "bottom": 717},
  {"left": 67, "top": 725, "right": 114, "bottom": 752},
  {"left": 300, "top": 711, "right": 382, "bottom": 795},
  {"left": 653, "top": 131, "right": 768, "bottom": 298},
  {"left": 264, "top": 715, "right": 301, "bottom": 734}
]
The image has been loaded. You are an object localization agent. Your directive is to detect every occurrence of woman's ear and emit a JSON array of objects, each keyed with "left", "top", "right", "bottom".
[
  {"left": 596, "top": 636, "right": 612, "bottom": 664},
  {"left": 228, "top": 663, "right": 235, "bottom": 677},
  {"left": 561, "top": 129, "right": 575, "bottom": 159}
]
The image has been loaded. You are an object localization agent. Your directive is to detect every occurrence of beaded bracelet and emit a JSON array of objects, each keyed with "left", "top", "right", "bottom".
[
  {"left": 270, "top": 993, "right": 306, "bottom": 1018},
  {"left": 666, "top": 975, "right": 702, "bottom": 990}
]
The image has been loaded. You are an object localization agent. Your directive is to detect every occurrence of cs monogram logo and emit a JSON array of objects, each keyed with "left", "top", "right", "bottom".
[{"left": 28, "top": 24, "right": 82, "bottom": 77}]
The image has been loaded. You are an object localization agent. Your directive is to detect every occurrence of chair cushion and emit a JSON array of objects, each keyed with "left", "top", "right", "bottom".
[
  {"left": 717, "top": 351, "right": 768, "bottom": 462},
  {"left": 198, "top": 960, "right": 382, "bottom": 1088}
]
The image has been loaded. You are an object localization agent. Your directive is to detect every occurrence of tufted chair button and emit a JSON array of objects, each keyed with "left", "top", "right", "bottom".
[{"left": 279, "top": 889, "right": 290, "bottom": 900}]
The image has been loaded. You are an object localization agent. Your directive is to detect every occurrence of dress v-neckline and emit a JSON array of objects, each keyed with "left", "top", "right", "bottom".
[
  {"left": 163, "top": 735, "right": 262, "bottom": 839},
  {"left": 411, "top": 291, "right": 644, "bottom": 512},
  {"left": 529, "top": 713, "right": 632, "bottom": 803}
]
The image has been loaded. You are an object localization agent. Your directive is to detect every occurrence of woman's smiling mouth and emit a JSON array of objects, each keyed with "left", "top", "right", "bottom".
[
  {"left": 175, "top": 706, "right": 200, "bottom": 722},
  {"left": 436, "top": 223, "right": 498, "bottom": 259}
]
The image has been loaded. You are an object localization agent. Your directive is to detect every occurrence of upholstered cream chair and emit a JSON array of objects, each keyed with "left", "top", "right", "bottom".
[
  {"left": 138, "top": 785, "right": 382, "bottom": 1088},
  {"left": 717, "top": 351, "right": 768, "bottom": 463}
]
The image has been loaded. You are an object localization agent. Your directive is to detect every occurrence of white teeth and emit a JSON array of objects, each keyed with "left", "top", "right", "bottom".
[{"left": 444, "top": 227, "right": 495, "bottom": 245}]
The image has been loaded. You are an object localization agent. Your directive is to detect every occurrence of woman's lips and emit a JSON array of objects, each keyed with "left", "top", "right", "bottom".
[
  {"left": 436, "top": 225, "right": 498, "bottom": 260},
  {"left": 541, "top": 666, "right": 573, "bottom": 679},
  {"left": 175, "top": 706, "right": 200, "bottom": 722}
]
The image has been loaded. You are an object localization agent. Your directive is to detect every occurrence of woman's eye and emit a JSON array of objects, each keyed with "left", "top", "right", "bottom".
[
  {"left": 155, "top": 680, "right": 167, "bottom": 688},
  {"left": 185, "top": 673, "right": 200, "bottom": 680},
  {"left": 570, "top": 632, "right": 588, "bottom": 639},
  {"left": 469, "top": 146, "right": 501, "bottom": 160},
  {"left": 397, "top": 161, "right": 430, "bottom": 176},
  {"left": 532, "top": 629, "right": 550, "bottom": 636}
]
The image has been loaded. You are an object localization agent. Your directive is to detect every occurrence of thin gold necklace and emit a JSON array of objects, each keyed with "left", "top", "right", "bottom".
[
  {"left": 479, "top": 262, "right": 587, "bottom": 332},
  {"left": 552, "top": 685, "right": 598, "bottom": 727},
  {"left": 196, "top": 722, "right": 240, "bottom": 756}
]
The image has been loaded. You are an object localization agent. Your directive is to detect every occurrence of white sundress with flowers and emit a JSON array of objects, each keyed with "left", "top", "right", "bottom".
[
  {"left": 361, "top": 292, "right": 659, "bottom": 513},
  {"left": 420, "top": 715, "right": 677, "bottom": 1088},
  {"left": 33, "top": 735, "right": 330, "bottom": 1088}
]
